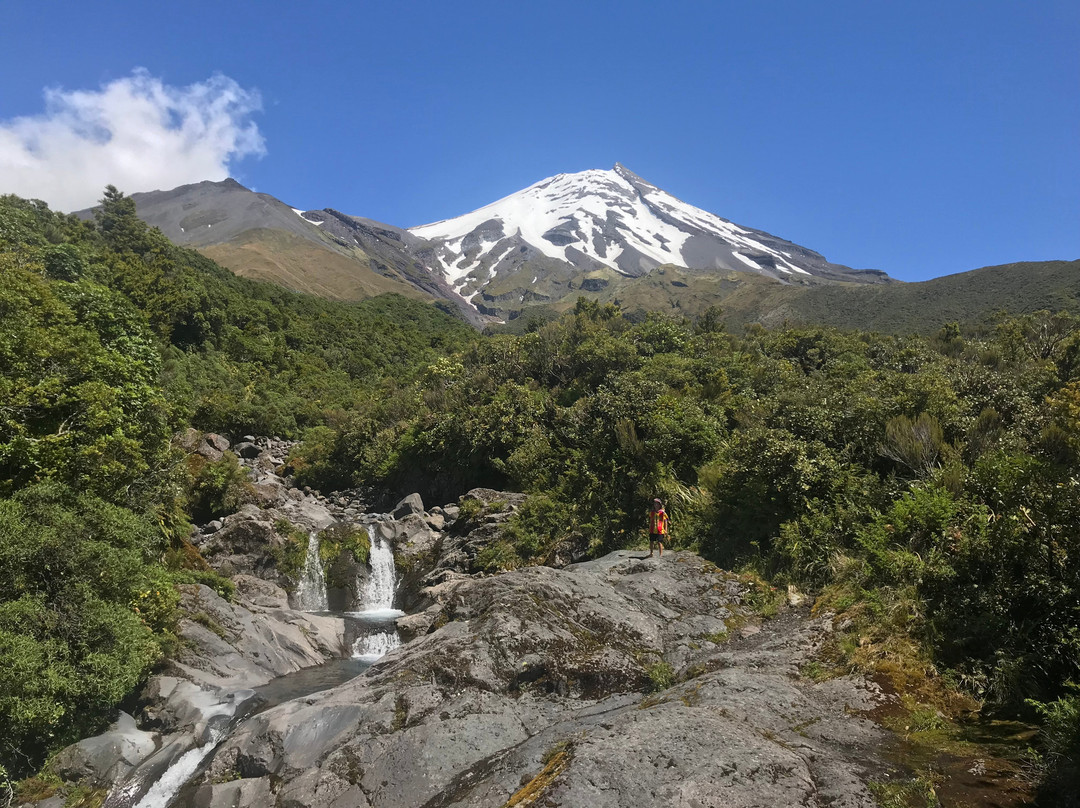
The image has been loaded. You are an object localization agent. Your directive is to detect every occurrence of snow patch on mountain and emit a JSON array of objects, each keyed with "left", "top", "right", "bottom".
[{"left": 409, "top": 164, "right": 821, "bottom": 286}]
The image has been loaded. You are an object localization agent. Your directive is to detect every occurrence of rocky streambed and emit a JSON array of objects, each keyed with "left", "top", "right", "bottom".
[{"left": 23, "top": 434, "right": 908, "bottom": 807}]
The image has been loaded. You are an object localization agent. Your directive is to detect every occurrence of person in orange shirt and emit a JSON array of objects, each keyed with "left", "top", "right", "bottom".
[{"left": 648, "top": 497, "right": 669, "bottom": 558}]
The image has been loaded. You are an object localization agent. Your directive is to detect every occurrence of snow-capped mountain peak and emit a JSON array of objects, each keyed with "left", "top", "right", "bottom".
[{"left": 407, "top": 163, "right": 859, "bottom": 301}]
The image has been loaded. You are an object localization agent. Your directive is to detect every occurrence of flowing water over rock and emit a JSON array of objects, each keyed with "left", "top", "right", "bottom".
[
  {"left": 129, "top": 729, "right": 225, "bottom": 808},
  {"left": 294, "top": 530, "right": 328, "bottom": 611},
  {"left": 349, "top": 528, "right": 402, "bottom": 662},
  {"left": 107, "top": 524, "right": 404, "bottom": 807}
]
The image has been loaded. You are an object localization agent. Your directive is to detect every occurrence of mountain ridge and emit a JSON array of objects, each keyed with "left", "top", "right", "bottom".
[{"left": 77, "top": 170, "right": 1078, "bottom": 331}]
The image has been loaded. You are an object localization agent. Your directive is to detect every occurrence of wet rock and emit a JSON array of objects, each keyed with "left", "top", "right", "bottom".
[{"left": 194, "top": 551, "right": 888, "bottom": 807}]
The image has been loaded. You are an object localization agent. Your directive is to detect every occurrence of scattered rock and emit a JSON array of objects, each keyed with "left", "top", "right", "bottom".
[
  {"left": 205, "top": 433, "right": 230, "bottom": 453},
  {"left": 392, "top": 492, "right": 425, "bottom": 519},
  {"left": 233, "top": 441, "right": 261, "bottom": 459}
]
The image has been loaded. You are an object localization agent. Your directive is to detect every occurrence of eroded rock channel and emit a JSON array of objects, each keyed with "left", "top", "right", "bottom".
[
  {"left": 186, "top": 551, "right": 890, "bottom": 808},
  {"left": 30, "top": 438, "right": 897, "bottom": 808}
]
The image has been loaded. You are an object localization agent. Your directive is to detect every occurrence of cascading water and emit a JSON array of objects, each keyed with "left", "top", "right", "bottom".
[
  {"left": 349, "top": 527, "right": 403, "bottom": 662},
  {"left": 129, "top": 731, "right": 225, "bottom": 808},
  {"left": 363, "top": 531, "right": 398, "bottom": 613},
  {"left": 103, "top": 521, "right": 404, "bottom": 808},
  {"left": 102, "top": 691, "right": 248, "bottom": 808},
  {"left": 294, "top": 530, "right": 328, "bottom": 611}
]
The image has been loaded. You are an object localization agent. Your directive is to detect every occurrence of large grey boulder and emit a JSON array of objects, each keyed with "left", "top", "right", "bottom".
[
  {"left": 49, "top": 712, "right": 157, "bottom": 787},
  {"left": 392, "top": 492, "right": 425, "bottom": 519},
  {"left": 165, "top": 584, "right": 345, "bottom": 691},
  {"left": 233, "top": 441, "right": 261, "bottom": 459},
  {"left": 205, "top": 433, "right": 231, "bottom": 453},
  {"left": 198, "top": 506, "right": 286, "bottom": 584}
]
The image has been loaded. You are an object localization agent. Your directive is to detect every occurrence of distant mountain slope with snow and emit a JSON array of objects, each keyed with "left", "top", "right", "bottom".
[{"left": 408, "top": 163, "right": 889, "bottom": 314}]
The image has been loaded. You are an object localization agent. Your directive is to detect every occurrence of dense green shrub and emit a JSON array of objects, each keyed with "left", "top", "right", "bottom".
[
  {"left": 0, "top": 190, "right": 475, "bottom": 776},
  {"left": 0, "top": 483, "right": 174, "bottom": 775},
  {"left": 186, "top": 452, "right": 254, "bottom": 524},
  {"left": 1029, "top": 687, "right": 1080, "bottom": 802}
]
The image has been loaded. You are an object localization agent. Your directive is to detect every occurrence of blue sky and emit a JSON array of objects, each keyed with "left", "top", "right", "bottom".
[{"left": 1, "top": 0, "right": 1077, "bottom": 281}]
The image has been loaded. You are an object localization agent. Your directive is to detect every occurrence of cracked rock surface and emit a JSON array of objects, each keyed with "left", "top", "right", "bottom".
[{"left": 192, "top": 551, "right": 890, "bottom": 807}]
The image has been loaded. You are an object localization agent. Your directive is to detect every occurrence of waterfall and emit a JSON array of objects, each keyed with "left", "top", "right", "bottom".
[
  {"left": 130, "top": 731, "right": 224, "bottom": 808},
  {"left": 103, "top": 691, "right": 247, "bottom": 808},
  {"left": 294, "top": 531, "right": 328, "bottom": 611},
  {"left": 349, "top": 529, "right": 402, "bottom": 662},
  {"left": 363, "top": 532, "right": 398, "bottom": 613}
]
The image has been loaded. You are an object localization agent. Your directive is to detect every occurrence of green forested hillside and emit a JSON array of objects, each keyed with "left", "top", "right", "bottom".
[
  {"left": 0, "top": 189, "right": 474, "bottom": 780},
  {"left": 295, "top": 299, "right": 1080, "bottom": 797},
  {"left": 2, "top": 188, "right": 1078, "bottom": 799}
]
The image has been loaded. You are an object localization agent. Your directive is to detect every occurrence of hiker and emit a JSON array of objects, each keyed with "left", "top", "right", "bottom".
[{"left": 648, "top": 498, "right": 669, "bottom": 557}]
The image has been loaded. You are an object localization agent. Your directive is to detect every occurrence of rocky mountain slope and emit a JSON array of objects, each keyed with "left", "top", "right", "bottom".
[
  {"left": 78, "top": 180, "right": 487, "bottom": 326},
  {"left": 84, "top": 171, "right": 1077, "bottom": 329},
  {"left": 85, "top": 167, "right": 896, "bottom": 324}
]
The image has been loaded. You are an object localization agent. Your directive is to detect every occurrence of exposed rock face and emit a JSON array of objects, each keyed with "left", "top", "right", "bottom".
[
  {"left": 35, "top": 471, "right": 900, "bottom": 808},
  {"left": 189, "top": 552, "right": 889, "bottom": 807},
  {"left": 49, "top": 713, "right": 157, "bottom": 789},
  {"left": 165, "top": 583, "right": 345, "bottom": 691}
]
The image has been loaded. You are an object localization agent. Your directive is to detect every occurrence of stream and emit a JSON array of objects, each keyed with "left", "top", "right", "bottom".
[{"left": 107, "top": 522, "right": 403, "bottom": 808}]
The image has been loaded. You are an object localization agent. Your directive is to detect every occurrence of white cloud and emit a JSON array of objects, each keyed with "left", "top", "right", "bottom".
[{"left": 0, "top": 69, "right": 266, "bottom": 211}]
